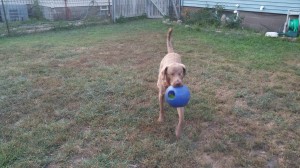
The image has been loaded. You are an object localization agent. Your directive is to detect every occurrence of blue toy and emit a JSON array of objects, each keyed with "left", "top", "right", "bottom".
[{"left": 165, "top": 85, "right": 190, "bottom": 107}]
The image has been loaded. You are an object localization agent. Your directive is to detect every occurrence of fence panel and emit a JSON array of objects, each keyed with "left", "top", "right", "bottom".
[
  {"left": 113, "top": 0, "right": 146, "bottom": 20},
  {"left": 0, "top": 0, "right": 112, "bottom": 36},
  {"left": 0, "top": 0, "right": 172, "bottom": 36},
  {"left": 147, "top": 0, "right": 169, "bottom": 18}
]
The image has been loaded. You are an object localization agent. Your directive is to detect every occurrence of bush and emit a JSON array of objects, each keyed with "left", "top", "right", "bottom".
[
  {"left": 184, "top": 6, "right": 222, "bottom": 27},
  {"left": 184, "top": 5, "right": 243, "bottom": 29},
  {"left": 222, "top": 13, "right": 244, "bottom": 29},
  {"left": 32, "top": 0, "right": 43, "bottom": 20}
]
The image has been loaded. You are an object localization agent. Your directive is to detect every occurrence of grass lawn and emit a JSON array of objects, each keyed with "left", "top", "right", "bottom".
[{"left": 0, "top": 19, "right": 299, "bottom": 167}]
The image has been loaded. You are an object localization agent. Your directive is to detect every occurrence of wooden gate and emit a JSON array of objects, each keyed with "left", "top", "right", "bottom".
[
  {"left": 147, "top": 0, "right": 180, "bottom": 19},
  {"left": 113, "top": 0, "right": 146, "bottom": 20},
  {"left": 146, "top": 0, "right": 169, "bottom": 18},
  {"left": 112, "top": 0, "right": 180, "bottom": 21}
]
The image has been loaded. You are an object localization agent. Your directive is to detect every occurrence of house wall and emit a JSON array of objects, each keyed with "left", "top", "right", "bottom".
[
  {"left": 239, "top": 11, "right": 287, "bottom": 32},
  {"left": 0, "top": 0, "right": 32, "bottom": 22},
  {"left": 1, "top": 0, "right": 33, "bottom": 5},
  {"left": 0, "top": 4, "right": 29, "bottom": 21},
  {"left": 182, "top": 0, "right": 300, "bottom": 32},
  {"left": 38, "top": 0, "right": 112, "bottom": 8},
  {"left": 182, "top": 0, "right": 300, "bottom": 14},
  {"left": 38, "top": 0, "right": 112, "bottom": 20},
  {"left": 41, "top": 6, "right": 110, "bottom": 20}
]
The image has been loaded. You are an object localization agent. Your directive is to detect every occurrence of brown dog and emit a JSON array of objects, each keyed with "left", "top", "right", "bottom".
[{"left": 157, "top": 28, "right": 186, "bottom": 138}]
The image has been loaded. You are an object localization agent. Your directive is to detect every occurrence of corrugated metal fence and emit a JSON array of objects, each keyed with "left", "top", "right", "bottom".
[{"left": 0, "top": 0, "right": 180, "bottom": 36}]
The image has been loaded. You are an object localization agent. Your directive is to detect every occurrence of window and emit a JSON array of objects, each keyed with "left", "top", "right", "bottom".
[
  {"left": 9, "top": 9, "right": 19, "bottom": 21},
  {"left": 100, "top": 6, "right": 108, "bottom": 11}
]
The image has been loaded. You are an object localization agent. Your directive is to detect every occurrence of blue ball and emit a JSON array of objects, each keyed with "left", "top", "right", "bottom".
[{"left": 165, "top": 85, "right": 190, "bottom": 107}]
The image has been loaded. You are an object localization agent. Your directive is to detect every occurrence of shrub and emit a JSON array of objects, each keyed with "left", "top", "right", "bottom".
[
  {"left": 32, "top": 0, "right": 43, "bottom": 20},
  {"left": 184, "top": 5, "right": 243, "bottom": 29},
  {"left": 222, "top": 13, "right": 244, "bottom": 29},
  {"left": 184, "top": 6, "right": 222, "bottom": 27}
]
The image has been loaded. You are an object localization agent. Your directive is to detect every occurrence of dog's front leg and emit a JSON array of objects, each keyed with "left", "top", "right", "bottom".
[
  {"left": 176, "top": 107, "right": 185, "bottom": 138},
  {"left": 158, "top": 92, "right": 165, "bottom": 122}
]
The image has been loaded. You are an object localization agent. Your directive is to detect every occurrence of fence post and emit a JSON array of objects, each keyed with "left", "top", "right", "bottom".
[
  {"left": 112, "top": 0, "right": 116, "bottom": 22},
  {"left": 108, "top": 0, "right": 111, "bottom": 21},
  {"left": 179, "top": 0, "right": 181, "bottom": 19},
  {"left": 1, "top": 0, "right": 10, "bottom": 35}
]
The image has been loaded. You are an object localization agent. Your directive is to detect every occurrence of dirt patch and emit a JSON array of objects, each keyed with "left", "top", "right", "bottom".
[
  {"left": 215, "top": 87, "right": 235, "bottom": 104},
  {"left": 87, "top": 33, "right": 164, "bottom": 68},
  {"left": 234, "top": 99, "right": 248, "bottom": 108},
  {"left": 215, "top": 87, "right": 235, "bottom": 113},
  {"left": 66, "top": 101, "right": 81, "bottom": 111},
  {"left": 66, "top": 57, "right": 94, "bottom": 68},
  {"left": 33, "top": 76, "right": 63, "bottom": 90}
]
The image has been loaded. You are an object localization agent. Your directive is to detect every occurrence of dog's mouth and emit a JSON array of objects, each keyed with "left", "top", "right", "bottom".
[{"left": 172, "top": 83, "right": 183, "bottom": 87}]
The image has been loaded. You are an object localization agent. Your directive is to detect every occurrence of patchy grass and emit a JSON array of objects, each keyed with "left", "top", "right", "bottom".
[{"left": 1, "top": 19, "right": 300, "bottom": 167}]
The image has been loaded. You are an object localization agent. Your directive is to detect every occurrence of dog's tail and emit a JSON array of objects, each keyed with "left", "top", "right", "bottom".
[{"left": 167, "top": 28, "right": 174, "bottom": 53}]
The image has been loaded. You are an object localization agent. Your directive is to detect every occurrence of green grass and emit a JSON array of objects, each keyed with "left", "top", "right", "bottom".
[{"left": 1, "top": 19, "right": 300, "bottom": 167}]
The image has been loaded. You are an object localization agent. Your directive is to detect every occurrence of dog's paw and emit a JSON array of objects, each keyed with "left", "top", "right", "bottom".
[
  {"left": 157, "top": 116, "right": 165, "bottom": 122},
  {"left": 175, "top": 123, "right": 183, "bottom": 138}
]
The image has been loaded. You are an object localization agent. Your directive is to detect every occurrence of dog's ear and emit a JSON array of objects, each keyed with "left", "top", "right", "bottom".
[
  {"left": 160, "top": 66, "right": 169, "bottom": 86},
  {"left": 179, "top": 64, "right": 186, "bottom": 77}
]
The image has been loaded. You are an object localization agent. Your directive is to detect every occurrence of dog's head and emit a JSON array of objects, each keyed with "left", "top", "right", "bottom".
[{"left": 161, "top": 63, "right": 186, "bottom": 87}]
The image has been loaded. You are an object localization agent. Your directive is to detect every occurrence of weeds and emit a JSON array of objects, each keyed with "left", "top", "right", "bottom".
[
  {"left": 184, "top": 5, "right": 243, "bottom": 29},
  {"left": 32, "top": 0, "right": 43, "bottom": 20},
  {"left": 115, "top": 14, "right": 147, "bottom": 23}
]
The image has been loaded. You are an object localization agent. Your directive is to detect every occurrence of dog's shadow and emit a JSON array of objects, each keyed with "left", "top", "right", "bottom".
[
  {"left": 139, "top": 107, "right": 181, "bottom": 142},
  {"left": 155, "top": 120, "right": 179, "bottom": 142}
]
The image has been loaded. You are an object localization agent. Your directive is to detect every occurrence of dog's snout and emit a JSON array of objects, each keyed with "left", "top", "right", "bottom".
[
  {"left": 174, "top": 83, "right": 182, "bottom": 87},
  {"left": 173, "top": 80, "right": 183, "bottom": 87}
]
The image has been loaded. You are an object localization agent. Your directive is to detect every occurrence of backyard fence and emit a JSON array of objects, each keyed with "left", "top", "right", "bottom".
[{"left": 0, "top": 0, "right": 181, "bottom": 36}]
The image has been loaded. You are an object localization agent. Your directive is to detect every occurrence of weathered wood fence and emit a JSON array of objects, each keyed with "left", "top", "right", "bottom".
[
  {"left": 112, "top": 0, "right": 176, "bottom": 21},
  {"left": 0, "top": 0, "right": 180, "bottom": 36}
]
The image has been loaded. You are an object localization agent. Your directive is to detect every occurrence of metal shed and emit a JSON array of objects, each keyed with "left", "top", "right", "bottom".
[{"left": 0, "top": 4, "right": 29, "bottom": 21}]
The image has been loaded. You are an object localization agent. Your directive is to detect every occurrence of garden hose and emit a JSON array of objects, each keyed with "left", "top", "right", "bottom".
[{"left": 289, "top": 19, "right": 299, "bottom": 32}]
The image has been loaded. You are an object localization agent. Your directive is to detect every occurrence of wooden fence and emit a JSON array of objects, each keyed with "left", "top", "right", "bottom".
[
  {"left": 0, "top": 0, "right": 181, "bottom": 36},
  {"left": 112, "top": 0, "right": 172, "bottom": 21}
]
